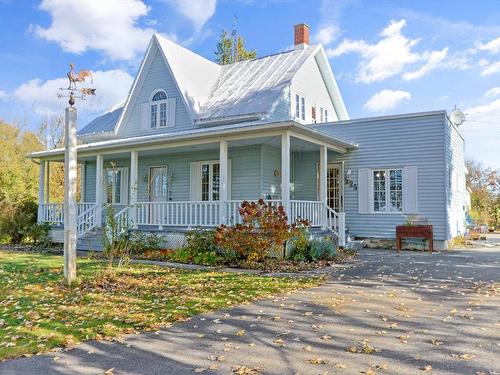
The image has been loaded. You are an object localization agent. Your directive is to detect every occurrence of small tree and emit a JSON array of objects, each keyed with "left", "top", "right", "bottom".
[
  {"left": 102, "top": 205, "right": 132, "bottom": 269},
  {"left": 215, "top": 30, "right": 256, "bottom": 65}
]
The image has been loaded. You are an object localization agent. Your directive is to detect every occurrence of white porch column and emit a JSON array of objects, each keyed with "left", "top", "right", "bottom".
[
  {"left": 129, "top": 150, "right": 138, "bottom": 228},
  {"left": 37, "top": 161, "right": 46, "bottom": 223},
  {"left": 45, "top": 161, "right": 50, "bottom": 204},
  {"left": 319, "top": 145, "right": 328, "bottom": 229},
  {"left": 219, "top": 141, "right": 228, "bottom": 224},
  {"left": 64, "top": 107, "right": 78, "bottom": 284},
  {"left": 95, "top": 154, "right": 104, "bottom": 227},
  {"left": 281, "top": 132, "right": 290, "bottom": 219}
]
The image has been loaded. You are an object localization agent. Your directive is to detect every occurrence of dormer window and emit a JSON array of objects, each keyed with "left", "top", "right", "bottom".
[{"left": 143, "top": 89, "right": 176, "bottom": 129}]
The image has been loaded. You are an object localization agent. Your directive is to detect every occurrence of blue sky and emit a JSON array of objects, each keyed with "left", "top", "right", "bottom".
[{"left": 0, "top": 0, "right": 499, "bottom": 168}]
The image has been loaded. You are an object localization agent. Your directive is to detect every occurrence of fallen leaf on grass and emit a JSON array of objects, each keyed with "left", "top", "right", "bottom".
[
  {"left": 236, "top": 329, "right": 246, "bottom": 336},
  {"left": 431, "top": 338, "right": 443, "bottom": 346},
  {"left": 303, "top": 345, "right": 312, "bottom": 352},
  {"left": 420, "top": 365, "right": 432, "bottom": 372},
  {"left": 104, "top": 369, "right": 115, "bottom": 375}
]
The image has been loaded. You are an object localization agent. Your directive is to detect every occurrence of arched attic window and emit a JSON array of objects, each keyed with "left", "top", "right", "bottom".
[{"left": 150, "top": 90, "right": 168, "bottom": 128}]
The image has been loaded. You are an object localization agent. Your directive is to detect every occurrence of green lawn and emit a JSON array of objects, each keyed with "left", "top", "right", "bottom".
[{"left": 0, "top": 251, "right": 321, "bottom": 360}]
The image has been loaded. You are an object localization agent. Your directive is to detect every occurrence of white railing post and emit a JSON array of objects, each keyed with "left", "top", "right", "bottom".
[
  {"left": 338, "top": 211, "right": 346, "bottom": 247},
  {"left": 37, "top": 161, "right": 46, "bottom": 223},
  {"left": 281, "top": 132, "right": 290, "bottom": 220},
  {"left": 95, "top": 154, "right": 103, "bottom": 227},
  {"left": 129, "top": 150, "right": 138, "bottom": 229},
  {"left": 319, "top": 145, "right": 328, "bottom": 229}
]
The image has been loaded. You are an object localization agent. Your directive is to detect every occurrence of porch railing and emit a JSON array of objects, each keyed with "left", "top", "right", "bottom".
[
  {"left": 38, "top": 203, "right": 96, "bottom": 225},
  {"left": 289, "top": 200, "right": 324, "bottom": 227},
  {"left": 76, "top": 204, "right": 98, "bottom": 238},
  {"left": 39, "top": 200, "right": 346, "bottom": 245},
  {"left": 135, "top": 201, "right": 220, "bottom": 227}
]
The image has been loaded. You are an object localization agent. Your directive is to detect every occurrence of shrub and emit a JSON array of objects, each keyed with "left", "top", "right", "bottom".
[
  {"left": 309, "top": 237, "right": 336, "bottom": 261},
  {"left": 25, "top": 222, "right": 52, "bottom": 247},
  {"left": 287, "top": 234, "right": 336, "bottom": 262},
  {"left": 0, "top": 200, "right": 38, "bottom": 244},
  {"left": 215, "top": 199, "right": 305, "bottom": 262}
]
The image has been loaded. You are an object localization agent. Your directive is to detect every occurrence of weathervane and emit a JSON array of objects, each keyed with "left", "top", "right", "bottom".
[{"left": 58, "top": 63, "right": 96, "bottom": 107}]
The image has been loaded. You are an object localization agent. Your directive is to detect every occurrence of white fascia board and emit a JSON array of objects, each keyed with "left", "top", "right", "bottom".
[
  {"left": 314, "top": 45, "right": 349, "bottom": 121},
  {"left": 29, "top": 121, "right": 356, "bottom": 160},
  {"left": 113, "top": 38, "right": 154, "bottom": 135}
]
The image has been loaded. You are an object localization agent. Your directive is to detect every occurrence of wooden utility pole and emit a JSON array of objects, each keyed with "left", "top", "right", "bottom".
[{"left": 64, "top": 106, "right": 77, "bottom": 285}]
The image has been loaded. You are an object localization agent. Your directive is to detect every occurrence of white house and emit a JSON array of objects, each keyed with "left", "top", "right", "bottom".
[{"left": 30, "top": 24, "right": 467, "bottom": 250}]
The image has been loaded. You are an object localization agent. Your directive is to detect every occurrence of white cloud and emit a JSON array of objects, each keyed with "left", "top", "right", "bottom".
[
  {"left": 315, "top": 25, "right": 340, "bottom": 46},
  {"left": 34, "top": 0, "right": 155, "bottom": 61},
  {"left": 13, "top": 70, "right": 133, "bottom": 117},
  {"left": 402, "top": 48, "right": 448, "bottom": 80},
  {"left": 364, "top": 89, "right": 411, "bottom": 113},
  {"left": 328, "top": 19, "right": 450, "bottom": 83},
  {"left": 480, "top": 60, "right": 500, "bottom": 76},
  {"left": 485, "top": 87, "right": 500, "bottom": 98},
  {"left": 169, "top": 0, "right": 217, "bottom": 32},
  {"left": 0, "top": 90, "right": 6, "bottom": 99},
  {"left": 477, "top": 36, "right": 500, "bottom": 54}
]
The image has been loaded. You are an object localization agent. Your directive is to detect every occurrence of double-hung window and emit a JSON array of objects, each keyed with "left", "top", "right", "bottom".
[
  {"left": 372, "top": 169, "right": 403, "bottom": 213},
  {"left": 295, "top": 94, "right": 306, "bottom": 121},
  {"left": 201, "top": 162, "right": 220, "bottom": 201},
  {"left": 319, "top": 107, "right": 328, "bottom": 122}
]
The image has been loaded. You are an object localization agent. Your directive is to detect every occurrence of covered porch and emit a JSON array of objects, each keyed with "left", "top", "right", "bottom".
[{"left": 33, "top": 122, "right": 356, "bottom": 245}]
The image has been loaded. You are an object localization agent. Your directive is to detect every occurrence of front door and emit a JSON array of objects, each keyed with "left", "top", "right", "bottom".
[
  {"left": 327, "top": 163, "right": 343, "bottom": 212},
  {"left": 149, "top": 166, "right": 168, "bottom": 202}
]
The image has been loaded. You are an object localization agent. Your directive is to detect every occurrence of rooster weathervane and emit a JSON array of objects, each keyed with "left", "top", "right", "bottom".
[{"left": 58, "top": 63, "right": 96, "bottom": 107}]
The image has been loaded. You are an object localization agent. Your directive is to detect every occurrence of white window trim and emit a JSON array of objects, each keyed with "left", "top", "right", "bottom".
[
  {"left": 105, "top": 167, "right": 129, "bottom": 205},
  {"left": 370, "top": 168, "right": 403, "bottom": 214},
  {"left": 293, "top": 93, "right": 306, "bottom": 122},
  {"left": 148, "top": 89, "right": 175, "bottom": 129},
  {"left": 200, "top": 160, "right": 220, "bottom": 202}
]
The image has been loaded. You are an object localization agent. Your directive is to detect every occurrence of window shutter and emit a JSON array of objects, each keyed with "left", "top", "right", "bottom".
[
  {"left": 227, "top": 160, "right": 232, "bottom": 200},
  {"left": 403, "top": 166, "right": 418, "bottom": 214},
  {"left": 358, "top": 169, "right": 371, "bottom": 214},
  {"left": 141, "top": 102, "right": 150, "bottom": 130},
  {"left": 121, "top": 168, "right": 129, "bottom": 205},
  {"left": 167, "top": 98, "right": 176, "bottom": 127},
  {"left": 190, "top": 162, "right": 201, "bottom": 201}
]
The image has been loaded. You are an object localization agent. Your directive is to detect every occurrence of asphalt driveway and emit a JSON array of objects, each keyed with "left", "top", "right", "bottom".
[{"left": 1, "top": 247, "right": 499, "bottom": 375}]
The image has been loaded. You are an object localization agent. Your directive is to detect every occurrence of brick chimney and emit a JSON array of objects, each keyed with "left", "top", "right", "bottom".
[{"left": 294, "top": 23, "right": 310, "bottom": 49}]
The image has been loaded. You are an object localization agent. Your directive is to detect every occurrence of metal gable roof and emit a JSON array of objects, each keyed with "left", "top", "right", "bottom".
[
  {"left": 77, "top": 34, "right": 338, "bottom": 137},
  {"left": 197, "top": 46, "right": 317, "bottom": 121}
]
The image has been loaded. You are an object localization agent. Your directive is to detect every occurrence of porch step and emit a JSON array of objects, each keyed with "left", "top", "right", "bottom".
[{"left": 77, "top": 231, "right": 104, "bottom": 252}]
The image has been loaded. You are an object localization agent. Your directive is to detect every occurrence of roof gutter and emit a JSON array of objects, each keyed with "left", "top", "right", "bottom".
[{"left": 195, "top": 112, "right": 265, "bottom": 126}]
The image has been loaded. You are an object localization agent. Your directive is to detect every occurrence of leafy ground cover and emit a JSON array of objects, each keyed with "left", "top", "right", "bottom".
[{"left": 0, "top": 251, "right": 321, "bottom": 360}]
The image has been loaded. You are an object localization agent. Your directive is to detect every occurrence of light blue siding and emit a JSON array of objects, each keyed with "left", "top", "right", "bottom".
[
  {"left": 260, "top": 145, "right": 281, "bottom": 199},
  {"left": 311, "top": 112, "right": 449, "bottom": 241},
  {"left": 118, "top": 43, "right": 194, "bottom": 138},
  {"left": 84, "top": 145, "right": 265, "bottom": 203}
]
